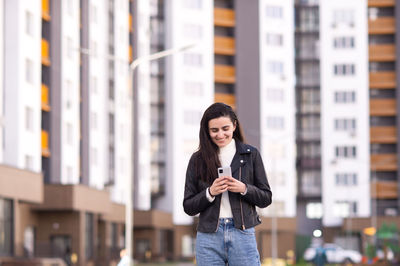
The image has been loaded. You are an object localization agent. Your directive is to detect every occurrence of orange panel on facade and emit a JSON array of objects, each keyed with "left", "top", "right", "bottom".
[
  {"left": 368, "top": 17, "right": 395, "bottom": 34},
  {"left": 214, "top": 93, "right": 236, "bottom": 108},
  {"left": 371, "top": 181, "right": 398, "bottom": 199},
  {"left": 41, "top": 130, "right": 50, "bottom": 157},
  {"left": 370, "top": 99, "right": 396, "bottom": 116},
  {"left": 369, "top": 72, "right": 396, "bottom": 89},
  {"left": 214, "top": 36, "right": 235, "bottom": 55},
  {"left": 214, "top": 65, "right": 235, "bottom": 84},
  {"left": 370, "top": 154, "right": 397, "bottom": 171},
  {"left": 370, "top": 127, "right": 397, "bottom": 144},
  {"left": 214, "top": 8, "right": 235, "bottom": 27},
  {"left": 41, "top": 84, "right": 51, "bottom": 111},
  {"left": 42, "top": 0, "right": 51, "bottom": 21},
  {"left": 369, "top": 44, "right": 396, "bottom": 62},
  {"left": 368, "top": 0, "right": 395, "bottom": 7},
  {"left": 41, "top": 39, "right": 51, "bottom": 66}
]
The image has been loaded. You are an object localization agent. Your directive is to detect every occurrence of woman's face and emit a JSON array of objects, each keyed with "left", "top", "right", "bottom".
[{"left": 208, "top": 116, "right": 236, "bottom": 148}]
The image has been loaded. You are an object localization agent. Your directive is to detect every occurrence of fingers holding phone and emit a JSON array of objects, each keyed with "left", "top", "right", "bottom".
[{"left": 210, "top": 176, "right": 228, "bottom": 196}]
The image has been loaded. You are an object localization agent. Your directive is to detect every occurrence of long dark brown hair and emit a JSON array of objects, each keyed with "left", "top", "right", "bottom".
[{"left": 194, "top": 103, "right": 244, "bottom": 184}]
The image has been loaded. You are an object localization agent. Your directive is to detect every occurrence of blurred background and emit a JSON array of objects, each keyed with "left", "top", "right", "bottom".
[{"left": 0, "top": 0, "right": 399, "bottom": 265}]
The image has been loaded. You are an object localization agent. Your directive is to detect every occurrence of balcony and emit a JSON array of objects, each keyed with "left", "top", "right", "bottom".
[
  {"left": 41, "top": 84, "right": 51, "bottom": 111},
  {"left": 369, "top": 17, "right": 395, "bottom": 34},
  {"left": 129, "top": 14, "right": 133, "bottom": 32},
  {"left": 214, "top": 8, "right": 235, "bottom": 27},
  {"left": 370, "top": 126, "right": 396, "bottom": 144},
  {"left": 369, "top": 71, "right": 396, "bottom": 89},
  {"left": 41, "top": 130, "right": 50, "bottom": 157},
  {"left": 214, "top": 36, "right": 235, "bottom": 56},
  {"left": 42, "top": 0, "right": 51, "bottom": 21},
  {"left": 214, "top": 93, "right": 235, "bottom": 109},
  {"left": 368, "top": 0, "right": 395, "bottom": 7},
  {"left": 371, "top": 181, "right": 398, "bottom": 199},
  {"left": 369, "top": 44, "right": 396, "bottom": 62},
  {"left": 214, "top": 64, "right": 235, "bottom": 84},
  {"left": 370, "top": 99, "right": 396, "bottom": 116},
  {"left": 370, "top": 154, "right": 397, "bottom": 171},
  {"left": 41, "top": 39, "right": 51, "bottom": 66}
]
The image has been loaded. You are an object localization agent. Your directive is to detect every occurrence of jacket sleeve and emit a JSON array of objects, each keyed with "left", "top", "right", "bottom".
[
  {"left": 183, "top": 155, "right": 214, "bottom": 216},
  {"left": 242, "top": 148, "right": 272, "bottom": 208}
]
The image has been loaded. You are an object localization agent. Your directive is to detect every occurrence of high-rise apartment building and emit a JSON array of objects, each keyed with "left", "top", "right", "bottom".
[
  {"left": 213, "top": 0, "right": 297, "bottom": 259},
  {"left": 296, "top": 0, "right": 370, "bottom": 239},
  {"left": 1, "top": 0, "right": 132, "bottom": 264}
]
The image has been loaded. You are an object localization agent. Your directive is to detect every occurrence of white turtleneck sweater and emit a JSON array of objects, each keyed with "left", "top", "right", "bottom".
[{"left": 206, "top": 138, "right": 236, "bottom": 218}]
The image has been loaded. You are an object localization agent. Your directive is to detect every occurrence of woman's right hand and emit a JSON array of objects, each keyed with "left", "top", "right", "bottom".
[{"left": 209, "top": 177, "right": 228, "bottom": 196}]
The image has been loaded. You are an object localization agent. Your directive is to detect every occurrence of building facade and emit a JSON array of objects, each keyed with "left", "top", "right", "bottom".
[{"left": 1, "top": 0, "right": 132, "bottom": 265}]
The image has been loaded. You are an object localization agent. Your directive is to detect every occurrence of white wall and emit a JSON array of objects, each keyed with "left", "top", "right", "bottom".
[
  {"left": 111, "top": 0, "right": 132, "bottom": 204},
  {"left": 320, "top": 0, "right": 369, "bottom": 226},
  {"left": 88, "top": 0, "right": 108, "bottom": 189},
  {"left": 4, "top": 0, "right": 42, "bottom": 172},
  {"left": 134, "top": 0, "right": 152, "bottom": 210},
  {"left": 0, "top": 0, "right": 4, "bottom": 162},
  {"left": 164, "top": 0, "right": 214, "bottom": 225},
  {"left": 259, "top": 0, "right": 296, "bottom": 218},
  {"left": 60, "top": 0, "right": 80, "bottom": 184}
]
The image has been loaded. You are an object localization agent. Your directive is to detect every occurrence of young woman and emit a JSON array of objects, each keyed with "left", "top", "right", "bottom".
[{"left": 183, "top": 103, "right": 272, "bottom": 266}]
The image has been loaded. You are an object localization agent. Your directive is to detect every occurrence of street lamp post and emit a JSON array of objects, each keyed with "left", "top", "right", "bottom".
[{"left": 126, "top": 44, "right": 195, "bottom": 266}]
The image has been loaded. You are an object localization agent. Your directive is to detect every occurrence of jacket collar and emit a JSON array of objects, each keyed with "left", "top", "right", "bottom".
[{"left": 230, "top": 140, "right": 251, "bottom": 175}]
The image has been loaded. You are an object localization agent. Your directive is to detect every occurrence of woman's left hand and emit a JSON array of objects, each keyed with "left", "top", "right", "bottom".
[{"left": 225, "top": 177, "right": 246, "bottom": 193}]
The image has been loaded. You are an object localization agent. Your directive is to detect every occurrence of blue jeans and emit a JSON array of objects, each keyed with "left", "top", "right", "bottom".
[{"left": 195, "top": 218, "right": 261, "bottom": 266}]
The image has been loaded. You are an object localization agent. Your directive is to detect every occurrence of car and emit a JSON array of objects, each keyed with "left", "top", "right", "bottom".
[{"left": 304, "top": 243, "right": 362, "bottom": 264}]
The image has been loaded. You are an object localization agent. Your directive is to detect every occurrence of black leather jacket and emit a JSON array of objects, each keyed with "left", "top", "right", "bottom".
[{"left": 183, "top": 141, "right": 272, "bottom": 233}]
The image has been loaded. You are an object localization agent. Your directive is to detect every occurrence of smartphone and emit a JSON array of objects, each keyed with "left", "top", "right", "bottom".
[{"left": 218, "top": 166, "right": 232, "bottom": 178}]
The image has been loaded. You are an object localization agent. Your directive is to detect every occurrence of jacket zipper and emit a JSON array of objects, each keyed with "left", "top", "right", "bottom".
[{"left": 239, "top": 166, "right": 245, "bottom": 230}]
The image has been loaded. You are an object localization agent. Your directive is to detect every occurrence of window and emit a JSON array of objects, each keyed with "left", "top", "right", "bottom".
[
  {"left": 65, "top": 80, "right": 73, "bottom": 108},
  {"left": 183, "top": 53, "right": 202, "bottom": 67},
  {"left": 266, "top": 116, "right": 284, "bottom": 129},
  {"left": 0, "top": 198, "right": 13, "bottom": 256},
  {"left": 335, "top": 146, "right": 357, "bottom": 158},
  {"left": 90, "top": 148, "right": 97, "bottom": 165},
  {"left": 25, "top": 155, "right": 33, "bottom": 170},
  {"left": 334, "top": 118, "right": 356, "bottom": 131},
  {"left": 90, "top": 112, "right": 97, "bottom": 130},
  {"left": 184, "top": 110, "right": 202, "bottom": 125},
  {"left": 335, "top": 91, "right": 356, "bottom": 103},
  {"left": 25, "top": 59, "right": 34, "bottom": 83},
  {"left": 333, "top": 37, "right": 355, "bottom": 49},
  {"left": 90, "top": 4, "right": 97, "bottom": 23},
  {"left": 184, "top": 81, "right": 203, "bottom": 97},
  {"left": 66, "top": 166, "right": 73, "bottom": 183},
  {"left": 334, "top": 201, "right": 357, "bottom": 217},
  {"left": 266, "top": 33, "right": 283, "bottom": 46},
  {"left": 306, "top": 202, "right": 323, "bottom": 219},
  {"left": 335, "top": 173, "right": 357, "bottom": 186},
  {"left": 301, "top": 171, "right": 321, "bottom": 195},
  {"left": 333, "top": 9, "right": 354, "bottom": 27},
  {"left": 66, "top": 123, "right": 73, "bottom": 145},
  {"left": 67, "top": 37, "right": 73, "bottom": 58},
  {"left": 85, "top": 213, "right": 94, "bottom": 259},
  {"left": 266, "top": 61, "right": 284, "bottom": 75},
  {"left": 90, "top": 41, "right": 97, "bottom": 56},
  {"left": 25, "top": 11, "right": 33, "bottom": 36},
  {"left": 67, "top": 0, "right": 74, "bottom": 16},
  {"left": 266, "top": 88, "right": 284, "bottom": 102},
  {"left": 90, "top": 77, "right": 98, "bottom": 94},
  {"left": 334, "top": 64, "right": 355, "bottom": 76},
  {"left": 266, "top": 6, "right": 283, "bottom": 19},
  {"left": 183, "top": 0, "right": 202, "bottom": 9},
  {"left": 25, "top": 107, "right": 34, "bottom": 131},
  {"left": 183, "top": 24, "right": 203, "bottom": 40}
]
